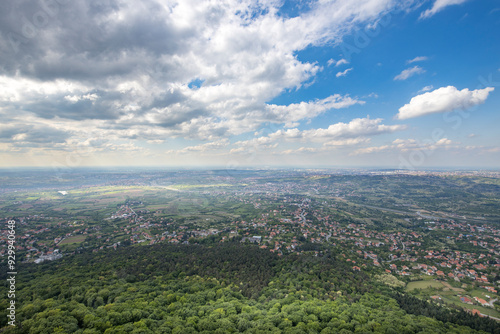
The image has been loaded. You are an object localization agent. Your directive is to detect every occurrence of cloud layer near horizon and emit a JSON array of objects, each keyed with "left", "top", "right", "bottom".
[{"left": 396, "top": 86, "right": 494, "bottom": 120}]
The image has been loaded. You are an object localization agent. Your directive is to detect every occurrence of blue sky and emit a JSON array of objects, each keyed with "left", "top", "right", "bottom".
[{"left": 0, "top": 0, "right": 499, "bottom": 169}]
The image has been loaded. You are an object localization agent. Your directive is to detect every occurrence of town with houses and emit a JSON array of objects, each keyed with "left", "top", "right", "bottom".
[
  {"left": 2, "top": 197, "right": 499, "bottom": 317},
  {"left": 1, "top": 169, "right": 499, "bottom": 319}
]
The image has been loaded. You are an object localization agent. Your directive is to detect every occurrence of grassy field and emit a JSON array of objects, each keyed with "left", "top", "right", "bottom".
[
  {"left": 406, "top": 280, "right": 445, "bottom": 291},
  {"left": 0, "top": 185, "right": 242, "bottom": 220},
  {"left": 469, "top": 288, "right": 499, "bottom": 301},
  {"left": 58, "top": 235, "right": 87, "bottom": 245}
]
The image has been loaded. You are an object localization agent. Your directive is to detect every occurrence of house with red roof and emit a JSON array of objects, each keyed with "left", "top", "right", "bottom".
[{"left": 460, "top": 297, "right": 473, "bottom": 304}]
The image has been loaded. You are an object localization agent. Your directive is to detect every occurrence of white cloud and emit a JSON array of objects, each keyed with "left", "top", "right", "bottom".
[
  {"left": 263, "top": 138, "right": 371, "bottom": 155},
  {"left": 0, "top": 0, "right": 410, "bottom": 149},
  {"left": 366, "top": 93, "right": 379, "bottom": 98},
  {"left": 323, "top": 138, "right": 371, "bottom": 146},
  {"left": 233, "top": 117, "right": 406, "bottom": 153},
  {"left": 64, "top": 93, "right": 99, "bottom": 103},
  {"left": 420, "top": 0, "right": 468, "bottom": 19},
  {"left": 296, "top": 117, "right": 405, "bottom": 141},
  {"left": 328, "top": 58, "right": 350, "bottom": 67},
  {"left": 394, "top": 66, "right": 426, "bottom": 81},
  {"left": 396, "top": 86, "right": 495, "bottom": 120},
  {"left": 266, "top": 94, "right": 364, "bottom": 127},
  {"left": 281, "top": 147, "right": 320, "bottom": 155},
  {"left": 419, "top": 85, "right": 434, "bottom": 93},
  {"left": 336, "top": 68, "right": 353, "bottom": 77},
  {"left": 0, "top": 76, "right": 88, "bottom": 103},
  {"left": 435, "top": 138, "right": 452, "bottom": 146},
  {"left": 336, "top": 59, "right": 349, "bottom": 66},
  {"left": 351, "top": 137, "right": 454, "bottom": 155},
  {"left": 352, "top": 145, "right": 390, "bottom": 155},
  {"left": 147, "top": 139, "right": 166, "bottom": 144},
  {"left": 167, "top": 139, "right": 229, "bottom": 154},
  {"left": 407, "top": 56, "right": 429, "bottom": 64}
]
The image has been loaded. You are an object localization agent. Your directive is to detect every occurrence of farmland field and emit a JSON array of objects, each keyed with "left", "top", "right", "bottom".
[
  {"left": 58, "top": 235, "right": 87, "bottom": 245},
  {"left": 406, "top": 280, "right": 445, "bottom": 291}
]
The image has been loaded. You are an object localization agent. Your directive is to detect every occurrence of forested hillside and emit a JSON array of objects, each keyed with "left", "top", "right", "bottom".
[{"left": 1, "top": 243, "right": 498, "bottom": 333}]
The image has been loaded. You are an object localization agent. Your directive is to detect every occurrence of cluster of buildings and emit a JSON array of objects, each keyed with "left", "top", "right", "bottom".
[{"left": 1, "top": 187, "right": 498, "bottom": 319}]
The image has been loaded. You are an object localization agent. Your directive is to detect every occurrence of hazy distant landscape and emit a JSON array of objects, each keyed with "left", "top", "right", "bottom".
[{"left": 1, "top": 168, "right": 499, "bottom": 333}]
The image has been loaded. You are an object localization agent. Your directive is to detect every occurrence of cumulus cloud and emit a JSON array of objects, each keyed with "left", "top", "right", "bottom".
[
  {"left": 0, "top": 75, "right": 123, "bottom": 120},
  {"left": 323, "top": 137, "right": 371, "bottom": 146},
  {"left": 167, "top": 139, "right": 229, "bottom": 154},
  {"left": 64, "top": 94, "right": 99, "bottom": 103},
  {"left": 351, "top": 137, "right": 454, "bottom": 155},
  {"left": 281, "top": 147, "right": 320, "bottom": 155},
  {"left": 266, "top": 94, "right": 364, "bottom": 127},
  {"left": 352, "top": 145, "right": 390, "bottom": 155},
  {"left": 396, "top": 86, "right": 495, "bottom": 120},
  {"left": 233, "top": 117, "right": 406, "bottom": 152},
  {"left": 394, "top": 66, "right": 426, "bottom": 81},
  {"left": 0, "top": 0, "right": 411, "bottom": 151},
  {"left": 420, "top": 0, "right": 468, "bottom": 19},
  {"left": 0, "top": 123, "right": 71, "bottom": 147},
  {"left": 295, "top": 117, "right": 405, "bottom": 140}
]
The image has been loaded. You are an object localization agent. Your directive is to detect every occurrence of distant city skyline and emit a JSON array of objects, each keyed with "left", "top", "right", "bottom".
[{"left": 0, "top": 0, "right": 499, "bottom": 168}]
